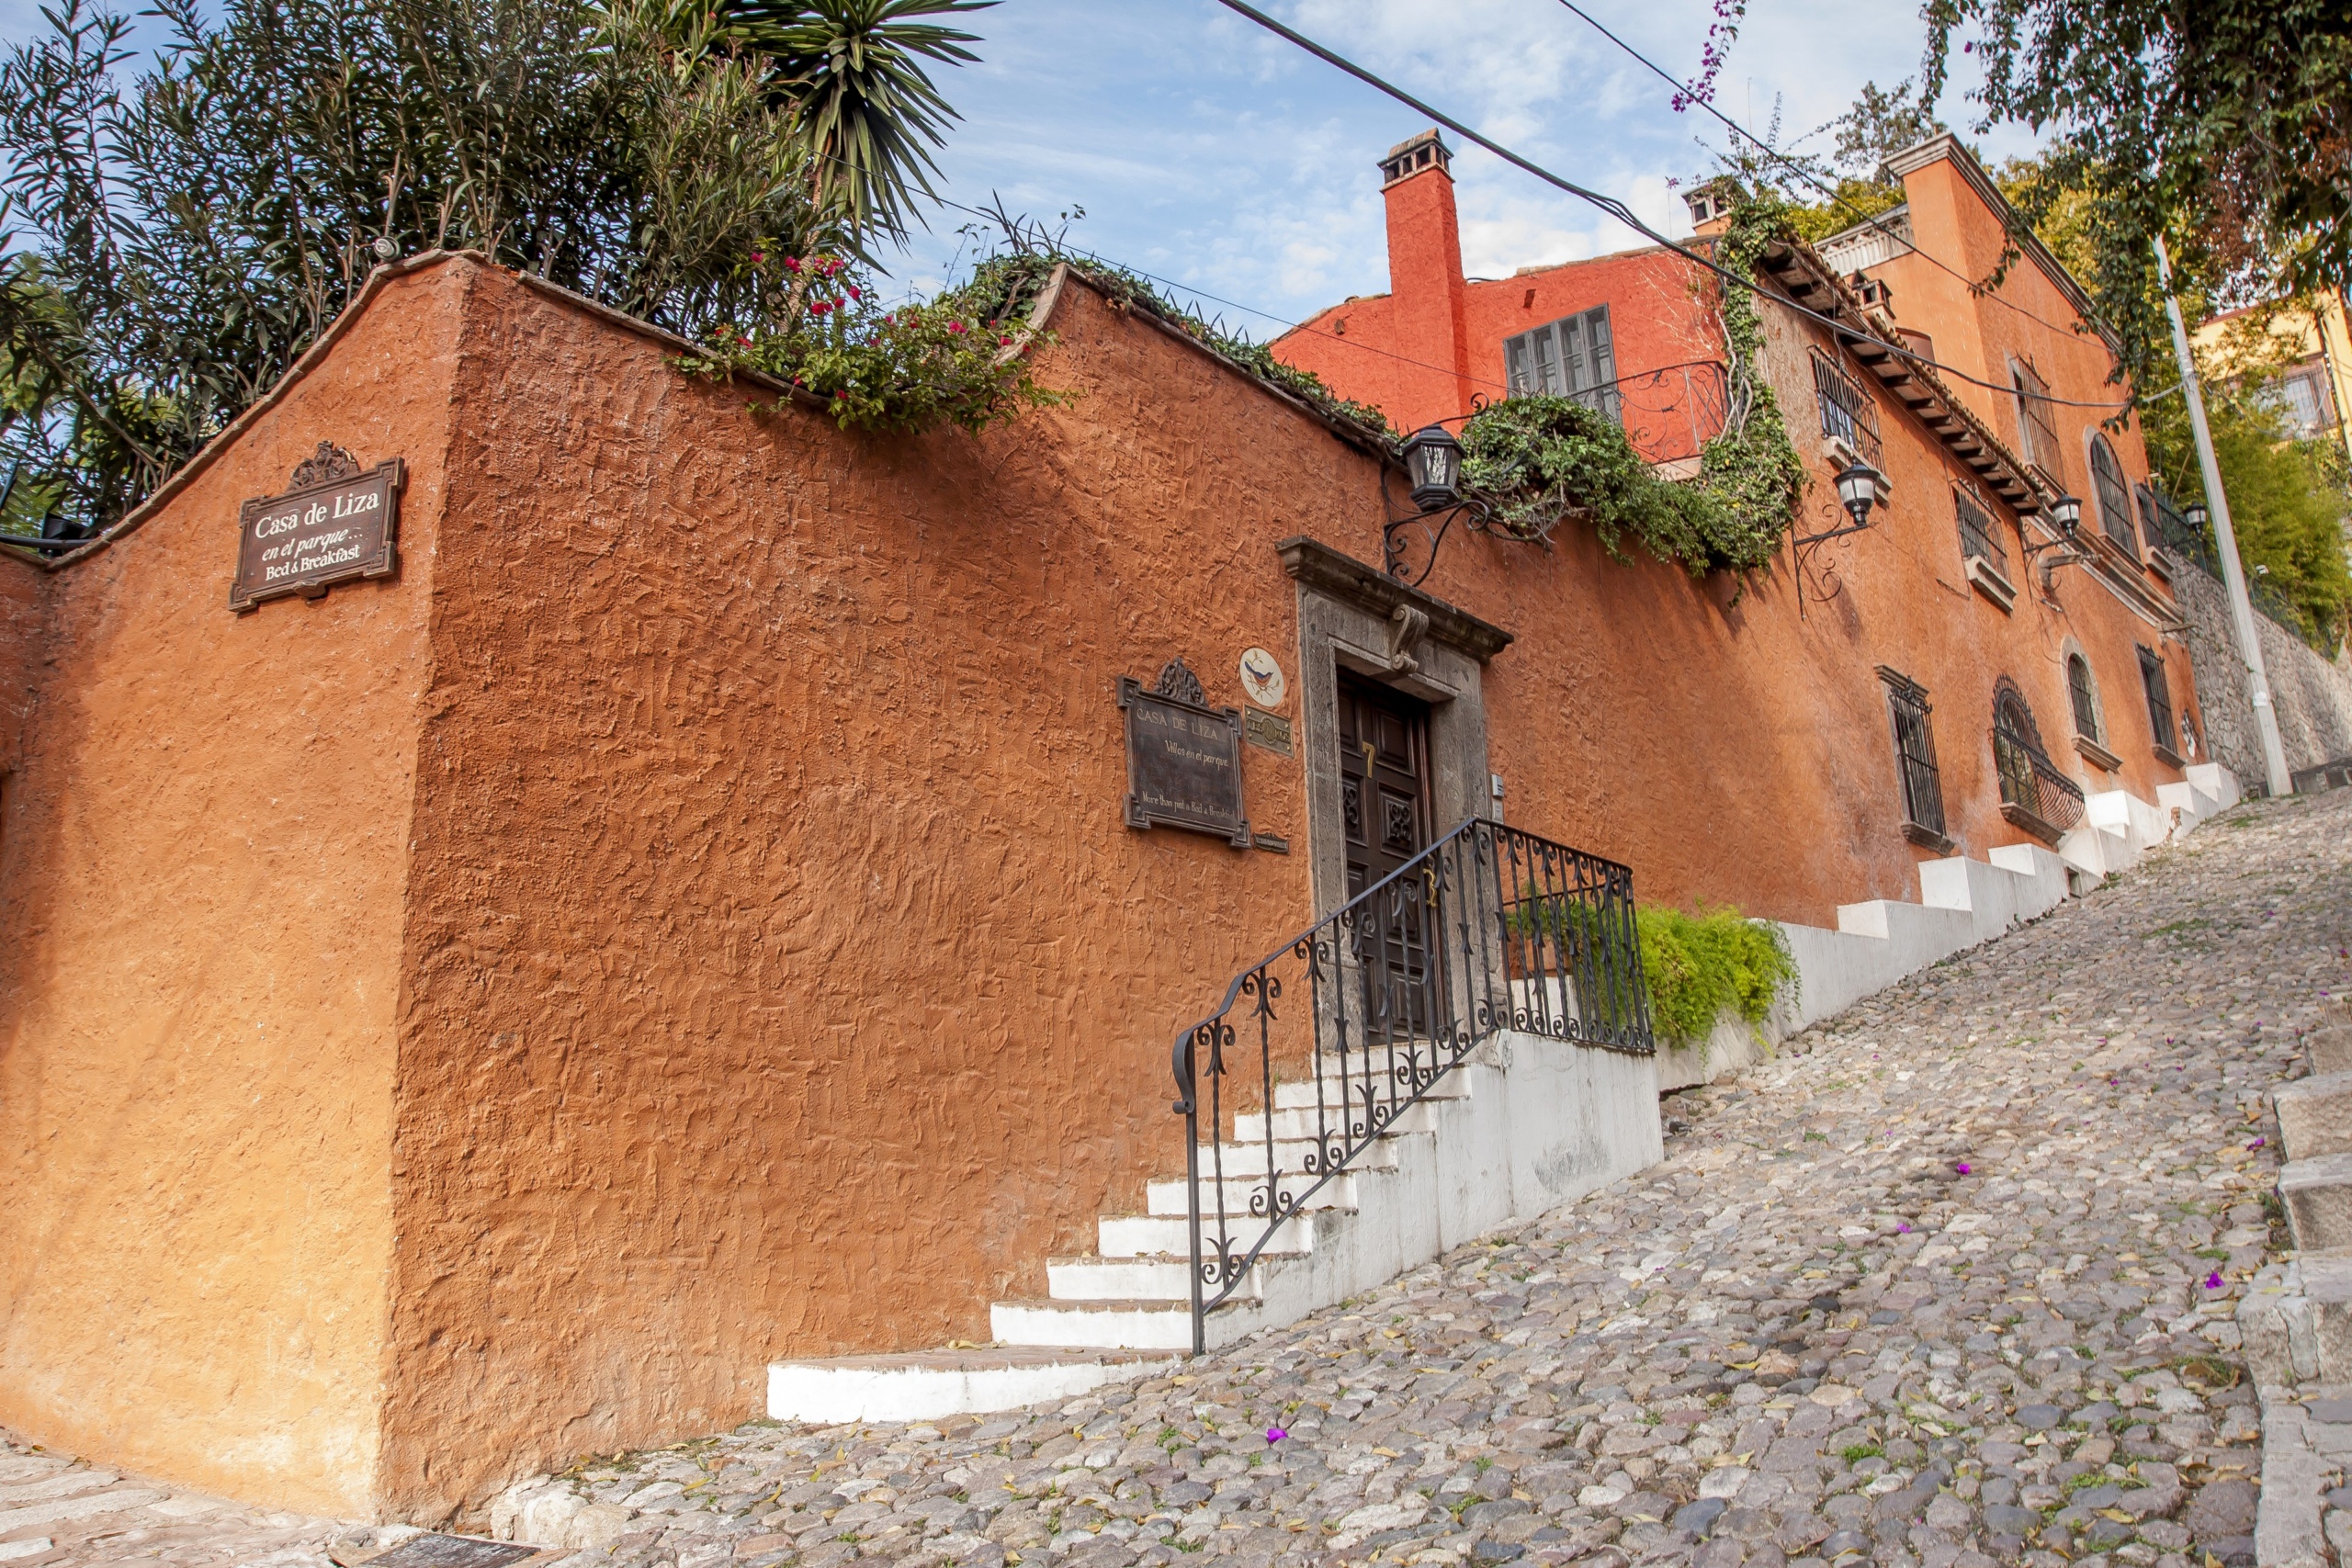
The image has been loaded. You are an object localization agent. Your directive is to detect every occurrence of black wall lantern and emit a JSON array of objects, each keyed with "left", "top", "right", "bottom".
[
  {"left": 1832, "top": 460, "right": 1883, "bottom": 529},
  {"left": 1401, "top": 424, "right": 1464, "bottom": 512},
  {"left": 2022, "top": 491, "right": 2092, "bottom": 598}
]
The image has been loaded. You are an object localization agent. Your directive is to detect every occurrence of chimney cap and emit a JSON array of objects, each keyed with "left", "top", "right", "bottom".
[
  {"left": 1681, "top": 176, "right": 1747, "bottom": 234},
  {"left": 1380, "top": 130, "right": 1453, "bottom": 188}
]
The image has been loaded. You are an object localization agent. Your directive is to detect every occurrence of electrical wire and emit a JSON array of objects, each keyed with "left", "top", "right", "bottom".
[
  {"left": 1547, "top": 0, "right": 2098, "bottom": 351},
  {"left": 1212, "top": 0, "right": 2136, "bottom": 416},
  {"left": 905, "top": 188, "right": 1518, "bottom": 400}
]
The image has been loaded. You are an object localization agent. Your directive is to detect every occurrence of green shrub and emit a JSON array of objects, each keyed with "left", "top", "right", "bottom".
[{"left": 1637, "top": 906, "right": 1797, "bottom": 1045}]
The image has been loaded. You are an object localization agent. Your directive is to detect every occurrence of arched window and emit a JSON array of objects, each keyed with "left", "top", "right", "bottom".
[
  {"left": 2066, "top": 653, "right": 2102, "bottom": 743},
  {"left": 2088, "top": 434, "right": 2136, "bottom": 552},
  {"left": 1991, "top": 681, "right": 2086, "bottom": 841}
]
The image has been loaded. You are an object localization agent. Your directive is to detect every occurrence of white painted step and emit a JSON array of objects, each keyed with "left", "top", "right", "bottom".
[
  {"left": 1269, "top": 1063, "right": 1476, "bottom": 1111},
  {"left": 767, "top": 1346, "right": 1179, "bottom": 1425},
  {"left": 1098, "top": 1210, "right": 1325, "bottom": 1258},
  {"left": 1193, "top": 1134, "right": 1404, "bottom": 1179},
  {"left": 992, "top": 1297, "right": 1201, "bottom": 1351},
  {"left": 1143, "top": 1170, "right": 1363, "bottom": 1222},
  {"left": 1046, "top": 1255, "right": 1203, "bottom": 1302},
  {"left": 1235, "top": 1097, "right": 1445, "bottom": 1143}
]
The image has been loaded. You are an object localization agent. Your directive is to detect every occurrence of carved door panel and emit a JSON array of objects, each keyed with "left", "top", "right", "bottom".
[
  {"left": 1339, "top": 676, "right": 1431, "bottom": 896},
  {"left": 1338, "top": 676, "right": 1434, "bottom": 1032}
]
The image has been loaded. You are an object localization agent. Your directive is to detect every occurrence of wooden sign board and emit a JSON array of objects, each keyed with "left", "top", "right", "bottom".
[
  {"left": 232, "top": 445, "right": 402, "bottom": 612},
  {"left": 1119, "top": 660, "right": 1250, "bottom": 847}
]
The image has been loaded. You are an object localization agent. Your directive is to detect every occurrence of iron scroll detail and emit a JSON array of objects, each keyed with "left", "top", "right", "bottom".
[{"left": 1169, "top": 817, "right": 1651, "bottom": 1355}]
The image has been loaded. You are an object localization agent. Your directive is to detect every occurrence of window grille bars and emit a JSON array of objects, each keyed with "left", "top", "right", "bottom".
[
  {"left": 2138, "top": 647, "right": 2178, "bottom": 755},
  {"left": 1170, "top": 817, "right": 1649, "bottom": 1356},
  {"left": 2011, "top": 361, "right": 2063, "bottom": 480},
  {"left": 1953, "top": 486, "right": 2005, "bottom": 568},
  {"left": 2088, "top": 435, "right": 2137, "bottom": 553},
  {"left": 1880, "top": 670, "right": 1947, "bottom": 840},
  {"left": 1811, "top": 352, "right": 1883, "bottom": 468},
  {"left": 2067, "top": 656, "right": 2102, "bottom": 744}
]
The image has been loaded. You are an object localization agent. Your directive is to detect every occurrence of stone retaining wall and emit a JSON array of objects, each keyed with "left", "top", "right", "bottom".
[{"left": 2174, "top": 563, "right": 2352, "bottom": 784}]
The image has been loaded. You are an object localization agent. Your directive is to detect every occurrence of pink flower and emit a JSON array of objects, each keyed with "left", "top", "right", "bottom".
[
  {"left": 751, "top": 251, "right": 764, "bottom": 264},
  {"left": 810, "top": 300, "right": 831, "bottom": 315},
  {"left": 947, "top": 321, "right": 967, "bottom": 335},
  {"left": 1266, "top": 1427, "right": 1286, "bottom": 1444},
  {"left": 2204, "top": 1270, "right": 2224, "bottom": 1291},
  {"left": 784, "top": 256, "right": 801, "bottom": 272},
  {"left": 846, "top": 286, "right": 861, "bottom": 300},
  {"left": 737, "top": 335, "right": 752, "bottom": 347},
  {"left": 2249, "top": 1137, "right": 2267, "bottom": 1150},
  {"left": 1000, "top": 334, "right": 1013, "bottom": 345},
  {"left": 1953, "top": 1161, "right": 1972, "bottom": 1175},
  {"left": 1896, "top": 1223, "right": 1912, "bottom": 1235}
]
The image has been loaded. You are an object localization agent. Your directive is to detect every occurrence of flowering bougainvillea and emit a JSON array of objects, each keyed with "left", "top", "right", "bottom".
[{"left": 677, "top": 253, "right": 1067, "bottom": 434}]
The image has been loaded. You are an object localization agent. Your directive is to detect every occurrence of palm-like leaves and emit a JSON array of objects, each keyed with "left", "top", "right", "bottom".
[{"left": 720, "top": 0, "right": 990, "bottom": 243}]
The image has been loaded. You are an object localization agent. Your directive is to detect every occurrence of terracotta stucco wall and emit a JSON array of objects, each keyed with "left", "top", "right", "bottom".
[
  {"left": 1391, "top": 293, "right": 2193, "bottom": 925},
  {"left": 374, "top": 266, "right": 1338, "bottom": 1517},
  {"left": 0, "top": 265, "right": 461, "bottom": 1517},
  {"left": 1284, "top": 245, "right": 1721, "bottom": 445},
  {"left": 1880, "top": 158, "right": 2157, "bottom": 505}
]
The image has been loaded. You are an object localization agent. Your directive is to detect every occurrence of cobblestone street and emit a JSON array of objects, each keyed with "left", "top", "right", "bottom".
[{"left": 10, "top": 789, "right": 2351, "bottom": 1568}]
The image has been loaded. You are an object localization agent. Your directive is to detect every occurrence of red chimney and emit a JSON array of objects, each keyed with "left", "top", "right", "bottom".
[{"left": 1379, "top": 130, "right": 1472, "bottom": 427}]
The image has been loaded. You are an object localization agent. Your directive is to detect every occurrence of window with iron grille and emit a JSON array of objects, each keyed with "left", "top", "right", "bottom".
[
  {"left": 2067, "top": 654, "right": 2102, "bottom": 743},
  {"left": 1954, "top": 485, "right": 2005, "bottom": 567},
  {"left": 1879, "top": 668, "right": 1947, "bottom": 840},
  {"left": 1991, "top": 682, "right": 2086, "bottom": 840},
  {"left": 2138, "top": 645, "right": 2177, "bottom": 755},
  {"left": 1504, "top": 306, "right": 1620, "bottom": 420},
  {"left": 2088, "top": 434, "right": 2136, "bottom": 552},
  {"left": 2011, "top": 358, "right": 2063, "bottom": 479},
  {"left": 1812, "top": 351, "right": 1883, "bottom": 467}
]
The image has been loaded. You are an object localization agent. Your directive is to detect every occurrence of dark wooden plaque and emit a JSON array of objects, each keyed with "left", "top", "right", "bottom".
[
  {"left": 231, "top": 443, "right": 402, "bottom": 613},
  {"left": 1119, "top": 659, "right": 1249, "bottom": 847}
]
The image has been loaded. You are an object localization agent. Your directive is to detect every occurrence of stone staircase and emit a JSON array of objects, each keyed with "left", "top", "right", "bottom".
[
  {"left": 2239, "top": 998, "right": 2352, "bottom": 1384},
  {"left": 766, "top": 1028, "right": 1662, "bottom": 1425},
  {"left": 2057, "top": 761, "right": 2239, "bottom": 881}
]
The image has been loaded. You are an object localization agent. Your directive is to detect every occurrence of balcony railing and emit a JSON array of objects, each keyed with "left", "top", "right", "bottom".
[
  {"left": 1560, "top": 360, "right": 1729, "bottom": 468},
  {"left": 1993, "top": 724, "right": 2086, "bottom": 843}
]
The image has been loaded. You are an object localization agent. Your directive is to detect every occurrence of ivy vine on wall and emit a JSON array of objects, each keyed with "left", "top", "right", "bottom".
[{"left": 1459, "top": 195, "right": 1809, "bottom": 577}]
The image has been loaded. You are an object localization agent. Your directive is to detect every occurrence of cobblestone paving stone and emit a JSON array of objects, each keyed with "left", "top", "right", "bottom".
[
  {"left": 14, "top": 792, "right": 2351, "bottom": 1568},
  {"left": 0, "top": 1434, "right": 338, "bottom": 1565}
]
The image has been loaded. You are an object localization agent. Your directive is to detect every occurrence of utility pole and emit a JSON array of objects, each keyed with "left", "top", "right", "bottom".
[{"left": 2154, "top": 234, "right": 2292, "bottom": 797}]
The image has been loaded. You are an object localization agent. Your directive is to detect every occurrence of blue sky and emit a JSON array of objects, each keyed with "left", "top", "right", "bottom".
[
  {"left": 0, "top": 0, "right": 2039, "bottom": 335},
  {"left": 881, "top": 0, "right": 2041, "bottom": 333}
]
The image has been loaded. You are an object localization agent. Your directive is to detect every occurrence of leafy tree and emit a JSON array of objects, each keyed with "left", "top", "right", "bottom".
[
  {"left": 1920, "top": 0, "right": 2352, "bottom": 383},
  {"left": 0, "top": 0, "right": 986, "bottom": 546},
  {"left": 718, "top": 0, "right": 989, "bottom": 245}
]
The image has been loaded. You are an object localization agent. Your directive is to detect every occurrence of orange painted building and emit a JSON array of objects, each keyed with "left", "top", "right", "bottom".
[
  {"left": 0, "top": 147, "right": 2223, "bottom": 1524},
  {"left": 1279, "top": 131, "right": 2207, "bottom": 818}
]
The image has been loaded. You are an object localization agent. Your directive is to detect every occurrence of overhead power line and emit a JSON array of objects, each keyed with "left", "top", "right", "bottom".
[
  {"left": 1547, "top": 0, "right": 2097, "bottom": 349},
  {"left": 1211, "top": 0, "right": 2134, "bottom": 417}
]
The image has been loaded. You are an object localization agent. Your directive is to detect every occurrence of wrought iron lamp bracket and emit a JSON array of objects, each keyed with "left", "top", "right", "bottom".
[
  {"left": 1789, "top": 503, "right": 1873, "bottom": 615},
  {"left": 1380, "top": 468, "right": 1497, "bottom": 589}
]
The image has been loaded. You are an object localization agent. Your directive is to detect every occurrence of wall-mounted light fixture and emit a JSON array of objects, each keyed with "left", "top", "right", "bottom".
[{"left": 1792, "top": 460, "right": 1886, "bottom": 613}]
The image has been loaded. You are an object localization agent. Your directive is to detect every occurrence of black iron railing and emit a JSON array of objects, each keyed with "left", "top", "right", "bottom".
[
  {"left": 1567, "top": 360, "right": 1729, "bottom": 467},
  {"left": 2138, "top": 486, "right": 2218, "bottom": 572},
  {"left": 1169, "top": 818, "right": 1650, "bottom": 1353},
  {"left": 1993, "top": 723, "right": 2087, "bottom": 839}
]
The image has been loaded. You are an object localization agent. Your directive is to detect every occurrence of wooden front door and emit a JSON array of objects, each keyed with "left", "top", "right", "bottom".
[{"left": 1338, "top": 675, "right": 1432, "bottom": 898}]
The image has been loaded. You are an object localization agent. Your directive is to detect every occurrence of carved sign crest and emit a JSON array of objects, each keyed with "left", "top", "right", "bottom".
[{"left": 231, "top": 446, "right": 403, "bottom": 613}]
